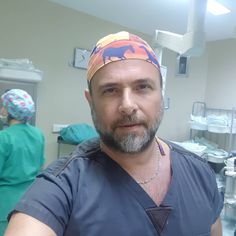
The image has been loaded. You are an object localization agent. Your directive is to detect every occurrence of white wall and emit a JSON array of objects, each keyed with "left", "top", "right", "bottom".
[{"left": 205, "top": 39, "right": 236, "bottom": 109}]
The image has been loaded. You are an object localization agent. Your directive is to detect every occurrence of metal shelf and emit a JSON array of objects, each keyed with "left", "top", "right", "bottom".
[{"left": 190, "top": 101, "right": 236, "bottom": 155}]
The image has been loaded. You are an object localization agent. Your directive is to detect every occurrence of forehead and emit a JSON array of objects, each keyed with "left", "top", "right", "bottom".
[{"left": 91, "top": 59, "right": 161, "bottom": 88}]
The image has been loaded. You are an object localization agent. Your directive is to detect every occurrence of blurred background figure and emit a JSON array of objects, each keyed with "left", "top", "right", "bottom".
[{"left": 0, "top": 89, "right": 45, "bottom": 235}]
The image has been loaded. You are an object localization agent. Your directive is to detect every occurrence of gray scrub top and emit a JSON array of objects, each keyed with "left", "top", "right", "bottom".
[{"left": 10, "top": 138, "right": 223, "bottom": 236}]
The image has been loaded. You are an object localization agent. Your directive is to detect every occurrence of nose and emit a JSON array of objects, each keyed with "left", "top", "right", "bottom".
[{"left": 118, "top": 90, "right": 138, "bottom": 115}]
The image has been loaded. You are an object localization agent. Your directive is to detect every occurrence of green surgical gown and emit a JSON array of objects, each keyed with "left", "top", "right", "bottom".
[{"left": 0, "top": 123, "right": 45, "bottom": 235}]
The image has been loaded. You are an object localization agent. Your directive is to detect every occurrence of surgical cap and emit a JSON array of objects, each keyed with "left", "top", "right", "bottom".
[
  {"left": 87, "top": 31, "right": 161, "bottom": 83},
  {"left": 1, "top": 89, "right": 35, "bottom": 121}
]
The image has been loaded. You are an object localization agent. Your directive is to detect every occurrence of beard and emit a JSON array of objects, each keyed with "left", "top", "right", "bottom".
[{"left": 90, "top": 101, "right": 164, "bottom": 154}]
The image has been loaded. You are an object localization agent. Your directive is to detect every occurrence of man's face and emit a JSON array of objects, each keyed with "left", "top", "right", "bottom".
[{"left": 85, "top": 59, "right": 163, "bottom": 154}]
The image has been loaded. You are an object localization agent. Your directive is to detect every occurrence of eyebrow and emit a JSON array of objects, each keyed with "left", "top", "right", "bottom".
[
  {"left": 98, "top": 82, "right": 119, "bottom": 91},
  {"left": 99, "top": 78, "right": 155, "bottom": 88},
  {"left": 131, "top": 78, "right": 157, "bottom": 88},
  {"left": 133, "top": 78, "right": 155, "bottom": 84}
]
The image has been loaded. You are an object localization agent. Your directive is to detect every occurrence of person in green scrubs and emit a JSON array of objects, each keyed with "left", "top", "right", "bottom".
[{"left": 0, "top": 89, "right": 45, "bottom": 236}]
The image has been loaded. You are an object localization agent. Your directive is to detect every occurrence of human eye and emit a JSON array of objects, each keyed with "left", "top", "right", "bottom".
[
  {"left": 136, "top": 82, "right": 153, "bottom": 92},
  {"left": 101, "top": 86, "right": 118, "bottom": 96}
]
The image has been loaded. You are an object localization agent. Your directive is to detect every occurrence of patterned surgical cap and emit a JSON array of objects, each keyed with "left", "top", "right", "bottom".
[
  {"left": 1, "top": 89, "right": 35, "bottom": 122},
  {"left": 87, "top": 31, "right": 161, "bottom": 84}
]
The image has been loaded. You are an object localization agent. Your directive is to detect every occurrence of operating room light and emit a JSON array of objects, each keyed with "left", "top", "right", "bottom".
[{"left": 207, "top": 0, "right": 231, "bottom": 15}]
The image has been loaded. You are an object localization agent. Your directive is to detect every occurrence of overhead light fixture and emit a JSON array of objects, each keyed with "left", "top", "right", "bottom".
[{"left": 207, "top": 0, "right": 231, "bottom": 15}]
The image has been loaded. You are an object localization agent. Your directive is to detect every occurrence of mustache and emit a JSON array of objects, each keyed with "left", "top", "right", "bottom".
[{"left": 112, "top": 115, "right": 146, "bottom": 127}]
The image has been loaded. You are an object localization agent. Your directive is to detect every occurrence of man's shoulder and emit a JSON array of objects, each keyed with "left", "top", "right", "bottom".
[
  {"left": 41, "top": 137, "right": 101, "bottom": 178},
  {"left": 167, "top": 140, "right": 217, "bottom": 180},
  {"left": 167, "top": 140, "right": 216, "bottom": 173},
  {"left": 168, "top": 141, "right": 208, "bottom": 163}
]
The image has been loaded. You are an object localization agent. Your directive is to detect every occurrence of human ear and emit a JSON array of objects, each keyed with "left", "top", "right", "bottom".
[{"left": 84, "top": 89, "right": 92, "bottom": 108}]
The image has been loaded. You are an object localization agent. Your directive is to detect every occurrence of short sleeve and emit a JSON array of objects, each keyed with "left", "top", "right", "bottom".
[{"left": 9, "top": 158, "right": 76, "bottom": 236}]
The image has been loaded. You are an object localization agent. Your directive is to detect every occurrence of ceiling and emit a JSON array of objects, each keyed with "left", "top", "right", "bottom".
[{"left": 48, "top": 0, "right": 236, "bottom": 42}]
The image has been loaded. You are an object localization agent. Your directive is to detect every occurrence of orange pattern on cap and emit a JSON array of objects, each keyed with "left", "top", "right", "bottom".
[{"left": 87, "top": 31, "right": 160, "bottom": 83}]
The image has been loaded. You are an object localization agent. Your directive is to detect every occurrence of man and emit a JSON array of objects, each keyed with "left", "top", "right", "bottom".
[
  {"left": 0, "top": 89, "right": 45, "bottom": 235},
  {"left": 4, "top": 32, "right": 223, "bottom": 236}
]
